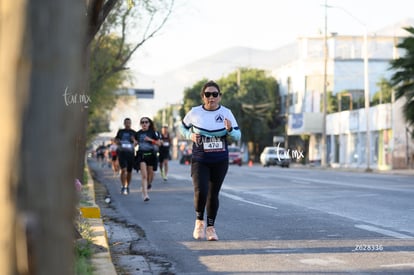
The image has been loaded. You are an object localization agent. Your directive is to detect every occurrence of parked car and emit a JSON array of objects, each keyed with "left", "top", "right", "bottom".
[
  {"left": 228, "top": 146, "right": 242, "bottom": 166},
  {"left": 260, "top": 146, "right": 291, "bottom": 168}
]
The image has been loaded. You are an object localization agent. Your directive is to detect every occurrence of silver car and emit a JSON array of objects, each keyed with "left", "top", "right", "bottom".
[{"left": 259, "top": 146, "right": 291, "bottom": 168}]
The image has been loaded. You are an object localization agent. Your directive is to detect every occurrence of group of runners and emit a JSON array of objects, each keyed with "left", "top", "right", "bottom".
[{"left": 108, "top": 117, "right": 171, "bottom": 201}]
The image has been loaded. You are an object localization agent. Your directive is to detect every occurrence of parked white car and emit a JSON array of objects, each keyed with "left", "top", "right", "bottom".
[{"left": 259, "top": 146, "right": 291, "bottom": 168}]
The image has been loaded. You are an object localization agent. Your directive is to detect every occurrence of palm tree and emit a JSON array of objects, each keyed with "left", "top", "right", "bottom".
[{"left": 389, "top": 26, "right": 414, "bottom": 137}]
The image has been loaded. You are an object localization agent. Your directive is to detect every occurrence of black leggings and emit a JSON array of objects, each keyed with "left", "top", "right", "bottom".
[{"left": 191, "top": 160, "right": 228, "bottom": 226}]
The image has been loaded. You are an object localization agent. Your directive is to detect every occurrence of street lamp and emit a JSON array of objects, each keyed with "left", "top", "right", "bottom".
[{"left": 323, "top": 4, "right": 371, "bottom": 171}]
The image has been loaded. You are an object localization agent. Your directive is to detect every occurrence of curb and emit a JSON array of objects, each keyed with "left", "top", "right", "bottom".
[
  {"left": 89, "top": 218, "right": 117, "bottom": 275},
  {"left": 82, "top": 165, "right": 117, "bottom": 275}
]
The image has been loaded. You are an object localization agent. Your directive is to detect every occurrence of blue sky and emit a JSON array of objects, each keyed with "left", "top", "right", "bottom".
[{"left": 129, "top": 0, "right": 414, "bottom": 76}]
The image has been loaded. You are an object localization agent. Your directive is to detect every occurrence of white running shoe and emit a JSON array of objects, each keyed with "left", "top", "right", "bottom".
[
  {"left": 206, "top": 226, "right": 218, "bottom": 241},
  {"left": 193, "top": 220, "right": 205, "bottom": 240}
]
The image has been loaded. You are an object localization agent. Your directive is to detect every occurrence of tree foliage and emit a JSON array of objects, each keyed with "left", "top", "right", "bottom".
[
  {"left": 86, "top": 0, "right": 173, "bottom": 45},
  {"left": 88, "top": 35, "right": 131, "bottom": 138},
  {"left": 325, "top": 77, "right": 393, "bottom": 114},
  {"left": 179, "top": 79, "right": 209, "bottom": 118},
  {"left": 90, "top": 0, "right": 174, "bottom": 79},
  {"left": 389, "top": 26, "right": 414, "bottom": 136},
  {"left": 372, "top": 77, "right": 393, "bottom": 105},
  {"left": 227, "top": 68, "right": 280, "bottom": 147},
  {"left": 87, "top": 0, "right": 174, "bottom": 139}
]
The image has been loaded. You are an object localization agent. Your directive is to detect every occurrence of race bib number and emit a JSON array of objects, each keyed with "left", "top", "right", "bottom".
[
  {"left": 121, "top": 143, "right": 133, "bottom": 150},
  {"left": 203, "top": 141, "right": 224, "bottom": 152},
  {"left": 163, "top": 141, "right": 170, "bottom": 146}
]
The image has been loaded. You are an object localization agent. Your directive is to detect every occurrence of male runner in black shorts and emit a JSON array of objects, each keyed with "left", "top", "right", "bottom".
[{"left": 115, "top": 118, "right": 136, "bottom": 195}]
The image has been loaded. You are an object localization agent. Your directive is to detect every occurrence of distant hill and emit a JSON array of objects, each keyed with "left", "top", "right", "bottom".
[{"left": 181, "top": 44, "right": 297, "bottom": 74}]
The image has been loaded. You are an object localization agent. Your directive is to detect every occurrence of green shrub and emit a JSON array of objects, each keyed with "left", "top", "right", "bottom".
[{"left": 74, "top": 217, "right": 94, "bottom": 275}]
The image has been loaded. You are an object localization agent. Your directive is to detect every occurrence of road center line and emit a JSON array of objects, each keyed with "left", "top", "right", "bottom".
[{"left": 290, "top": 179, "right": 311, "bottom": 185}]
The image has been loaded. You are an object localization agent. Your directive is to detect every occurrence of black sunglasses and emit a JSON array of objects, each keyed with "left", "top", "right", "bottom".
[
  {"left": 204, "top": 92, "right": 220, "bottom": 98},
  {"left": 140, "top": 120, "right": 149, "bottom": 124}
]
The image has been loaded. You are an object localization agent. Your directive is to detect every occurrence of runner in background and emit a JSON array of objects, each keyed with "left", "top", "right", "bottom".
[
  {"left": 115, "top": 118, "right": 137, "bottom": 195},
  {"left": 159, "top": 125, "right": 172, "bottom": 181},
  {"left": 109, "top": 138, "right": 120, "bottom": 176},
  {"left": 96, "top": 142, "right": 106, "bottom": 166},
  {"left": 135, "top": 117, "right": 161, "bottom": 202}
]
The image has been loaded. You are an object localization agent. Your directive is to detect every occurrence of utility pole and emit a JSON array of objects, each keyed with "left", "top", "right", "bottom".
[
  {"left": 321, "top": 0, "right": 328, "bottom": 167},
  {"left": 363, "top": 28, "right": 372, "bottom": 171},
  {"left": 285, "top": 77, "right": 291, "bottom": 149}
]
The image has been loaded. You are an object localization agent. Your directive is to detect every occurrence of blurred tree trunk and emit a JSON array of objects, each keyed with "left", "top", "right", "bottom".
[
  {"left": 18, "top": 0, "right": 86, "bottom": 274},
  {"left": 0, "top": 1, "right": 29, "bottom": 274},
  {"left": 1, "top": 0, "right": 86, "bottom": 274}
]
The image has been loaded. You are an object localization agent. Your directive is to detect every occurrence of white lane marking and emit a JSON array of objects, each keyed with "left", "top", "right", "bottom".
[
  {"left": 221, "top": 191, "right": 278, "bottom": 210},
  {"left": 380, "top": 263, "right": 414, "bottom": 268},
  {"left": 300, "top": 257, "right": 345, "bottom": 266},
  {"left": 355, "top": 224, "right": 414, "bottom": 239},
  {"left": 354, "top": 193, "right": 378, "bottom": 198},
  {"left": 169, "top": 174, "right": 191, "bottom": 181},
  {"left": 291, "top": 179, "right": 311, "bottom": 185}
]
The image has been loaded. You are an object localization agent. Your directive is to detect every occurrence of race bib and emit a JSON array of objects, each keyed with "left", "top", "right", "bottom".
[
  {"left": 121, "top": 143, "right": 133, "bottom": 150},
  {"left": 203, "top": 141, "right": 224, "bottom": 152},
  {"left": 163, "top": 141, "right": 170, "bottom": 146}
]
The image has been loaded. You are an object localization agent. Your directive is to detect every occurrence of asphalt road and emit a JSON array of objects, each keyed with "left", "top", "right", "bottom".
[{"left": 90, "top": 159, "right": 414, "bottom": 274}]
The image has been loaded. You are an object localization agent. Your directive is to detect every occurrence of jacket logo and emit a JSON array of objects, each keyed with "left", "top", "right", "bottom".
[{"left": 215, "top": 114, "right": 224, "bottom": 123}]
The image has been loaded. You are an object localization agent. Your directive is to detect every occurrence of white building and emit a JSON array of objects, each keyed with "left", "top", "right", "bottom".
[{"left": 271, "top": 31, "right": 414, "bottom": 170}]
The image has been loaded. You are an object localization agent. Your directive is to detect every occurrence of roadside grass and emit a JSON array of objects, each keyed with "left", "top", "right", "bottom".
[
  {"left": 74, "top": 167, "right": 95, "bottom": 275},
  {"left": 75, "top": 216, "right": 94, "bottom": 275}
]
